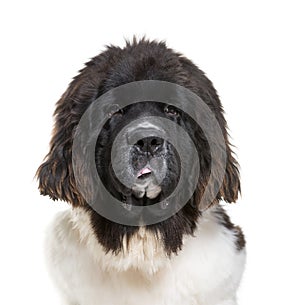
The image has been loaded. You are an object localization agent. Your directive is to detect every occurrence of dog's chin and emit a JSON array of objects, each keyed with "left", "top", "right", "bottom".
[
  {"left": 111, "top": 164, "right": 166, "bottom": 202},
  {"left": 119, "top": 171, "right": 162, "bottom": 212},
  {"left": 132, "top": 172, "right": 162, "bottom": 200}
]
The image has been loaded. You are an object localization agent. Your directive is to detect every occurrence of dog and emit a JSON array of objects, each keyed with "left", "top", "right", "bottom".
[{"left": 37, "top": 38, "right": 246, "bottom": 305}]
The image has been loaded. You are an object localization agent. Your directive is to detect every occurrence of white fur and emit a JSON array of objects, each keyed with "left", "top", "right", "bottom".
[{"left": 45, "top": 207, "right": 246, "bottom": 305}]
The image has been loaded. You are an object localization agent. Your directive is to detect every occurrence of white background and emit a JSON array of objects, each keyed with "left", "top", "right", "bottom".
[{"left": 1, "top": 1, "right": 299, "bottom": 304}]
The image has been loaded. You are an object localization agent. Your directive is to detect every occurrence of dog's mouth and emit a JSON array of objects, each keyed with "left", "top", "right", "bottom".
[
  {"left": 137, "top": 167, "right": 152, "bottom": 179},
  {"left": 101, "top": 142, "right": 181, "bottom": 213},
  {"left": 131, "top": 166, "right": 162, "bottom": 200},
  {"left": 115, "top": 153, "right": 180, "bottom": 213}
]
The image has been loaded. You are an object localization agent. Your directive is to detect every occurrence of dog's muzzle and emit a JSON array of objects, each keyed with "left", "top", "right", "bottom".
[
  {"left": 111, "top": 122, "right": 169, "bottom": 204},
  {"left": 128, "top": 126, "right": 167, "bottom": 200}
]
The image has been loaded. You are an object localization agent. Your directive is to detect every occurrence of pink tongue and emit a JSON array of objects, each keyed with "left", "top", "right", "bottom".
[{"left": 137, "top": 167, "right": 151, "bottom": 177}]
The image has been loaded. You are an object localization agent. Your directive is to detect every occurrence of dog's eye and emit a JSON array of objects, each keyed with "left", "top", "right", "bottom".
[
  {"left": 108, "top": 104, "right": 124, "bottom": 118},
  {"left": 111, "top": 109, "right": 123, "bottom": 117},
  {"left": 164, "top": 105, "right": 179, "bottom": 117}
]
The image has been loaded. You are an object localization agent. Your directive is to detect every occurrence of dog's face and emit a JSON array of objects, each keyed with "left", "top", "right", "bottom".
[
  {"left": 37, "top": 39, "right": 240, "bottom": 256},
  {"left": 96, "top": 101, "right": 185, "bottom": 207}
]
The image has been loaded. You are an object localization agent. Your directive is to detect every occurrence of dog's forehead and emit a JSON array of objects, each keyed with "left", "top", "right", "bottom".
[
  {"left": 126, "top": 121, "right": 161, "bottom": 133},
  {"left": 125, "top": 101, "right": 163, "bottom": 115}
]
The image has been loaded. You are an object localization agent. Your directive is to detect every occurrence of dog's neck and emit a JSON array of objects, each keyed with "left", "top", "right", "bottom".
[{"left": 70, "top": 207, "right": 171, "bottom": 276}]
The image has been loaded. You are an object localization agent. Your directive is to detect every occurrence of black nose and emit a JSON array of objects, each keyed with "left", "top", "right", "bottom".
[{"left": 134, "top": 136, "right": 164, "bottom": 155}]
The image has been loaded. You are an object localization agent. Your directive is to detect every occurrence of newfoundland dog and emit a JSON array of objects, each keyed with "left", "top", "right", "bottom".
[{"left": 37, "top": 38, "right": 245, "bottom": 305}]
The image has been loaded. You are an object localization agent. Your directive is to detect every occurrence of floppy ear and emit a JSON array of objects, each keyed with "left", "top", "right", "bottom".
[
  {"left": 178, "top": 56, "right": 241, "bottom": 204},
  {"left": 219, "top": 148, "right": 240, "bottom": 203},
  {"left": 36, "top": 82, "right": 89, "bottom": 206},
  {"left": 36, "top": 56, "right": 109, "bottom": 206},
  {"left": 36, "top": 134, "right": 82, "bottom": 205},
  {"left": 207, "top": 112, "right": 241, "bottom": 204}
]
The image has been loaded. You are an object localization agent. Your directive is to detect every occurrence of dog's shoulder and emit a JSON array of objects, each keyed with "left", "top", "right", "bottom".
[{"left": 172, "top": 206, "right": 246, "bottom": 301}]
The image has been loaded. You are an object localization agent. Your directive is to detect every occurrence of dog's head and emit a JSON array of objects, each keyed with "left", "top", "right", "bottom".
[{"left": 37, "top": 38, "right": 240, "bottom": 256}]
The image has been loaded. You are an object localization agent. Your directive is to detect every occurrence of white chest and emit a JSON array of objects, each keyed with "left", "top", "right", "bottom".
[{"left": 45, "top": 209, "right": 245, "bottom": 305}]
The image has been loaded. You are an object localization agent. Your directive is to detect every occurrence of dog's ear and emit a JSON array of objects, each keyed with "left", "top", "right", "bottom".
[
  {"left": 36, "top": 136, "right": 82, "bottom": 205},
  {"left": 219, "top": 149, "right": 240, "bottom": 203},
  {"left": 36, "top": 82, "right": 88, "bottom": 206},
  {"left": 178, "top": 56, "right": 241, "bottom": 204},
  {"left": 207, "top": 112, "right": 241, "bottom": 204},
  {"left": 36, "top": 57, "right": 108, "bottom": 206}
]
